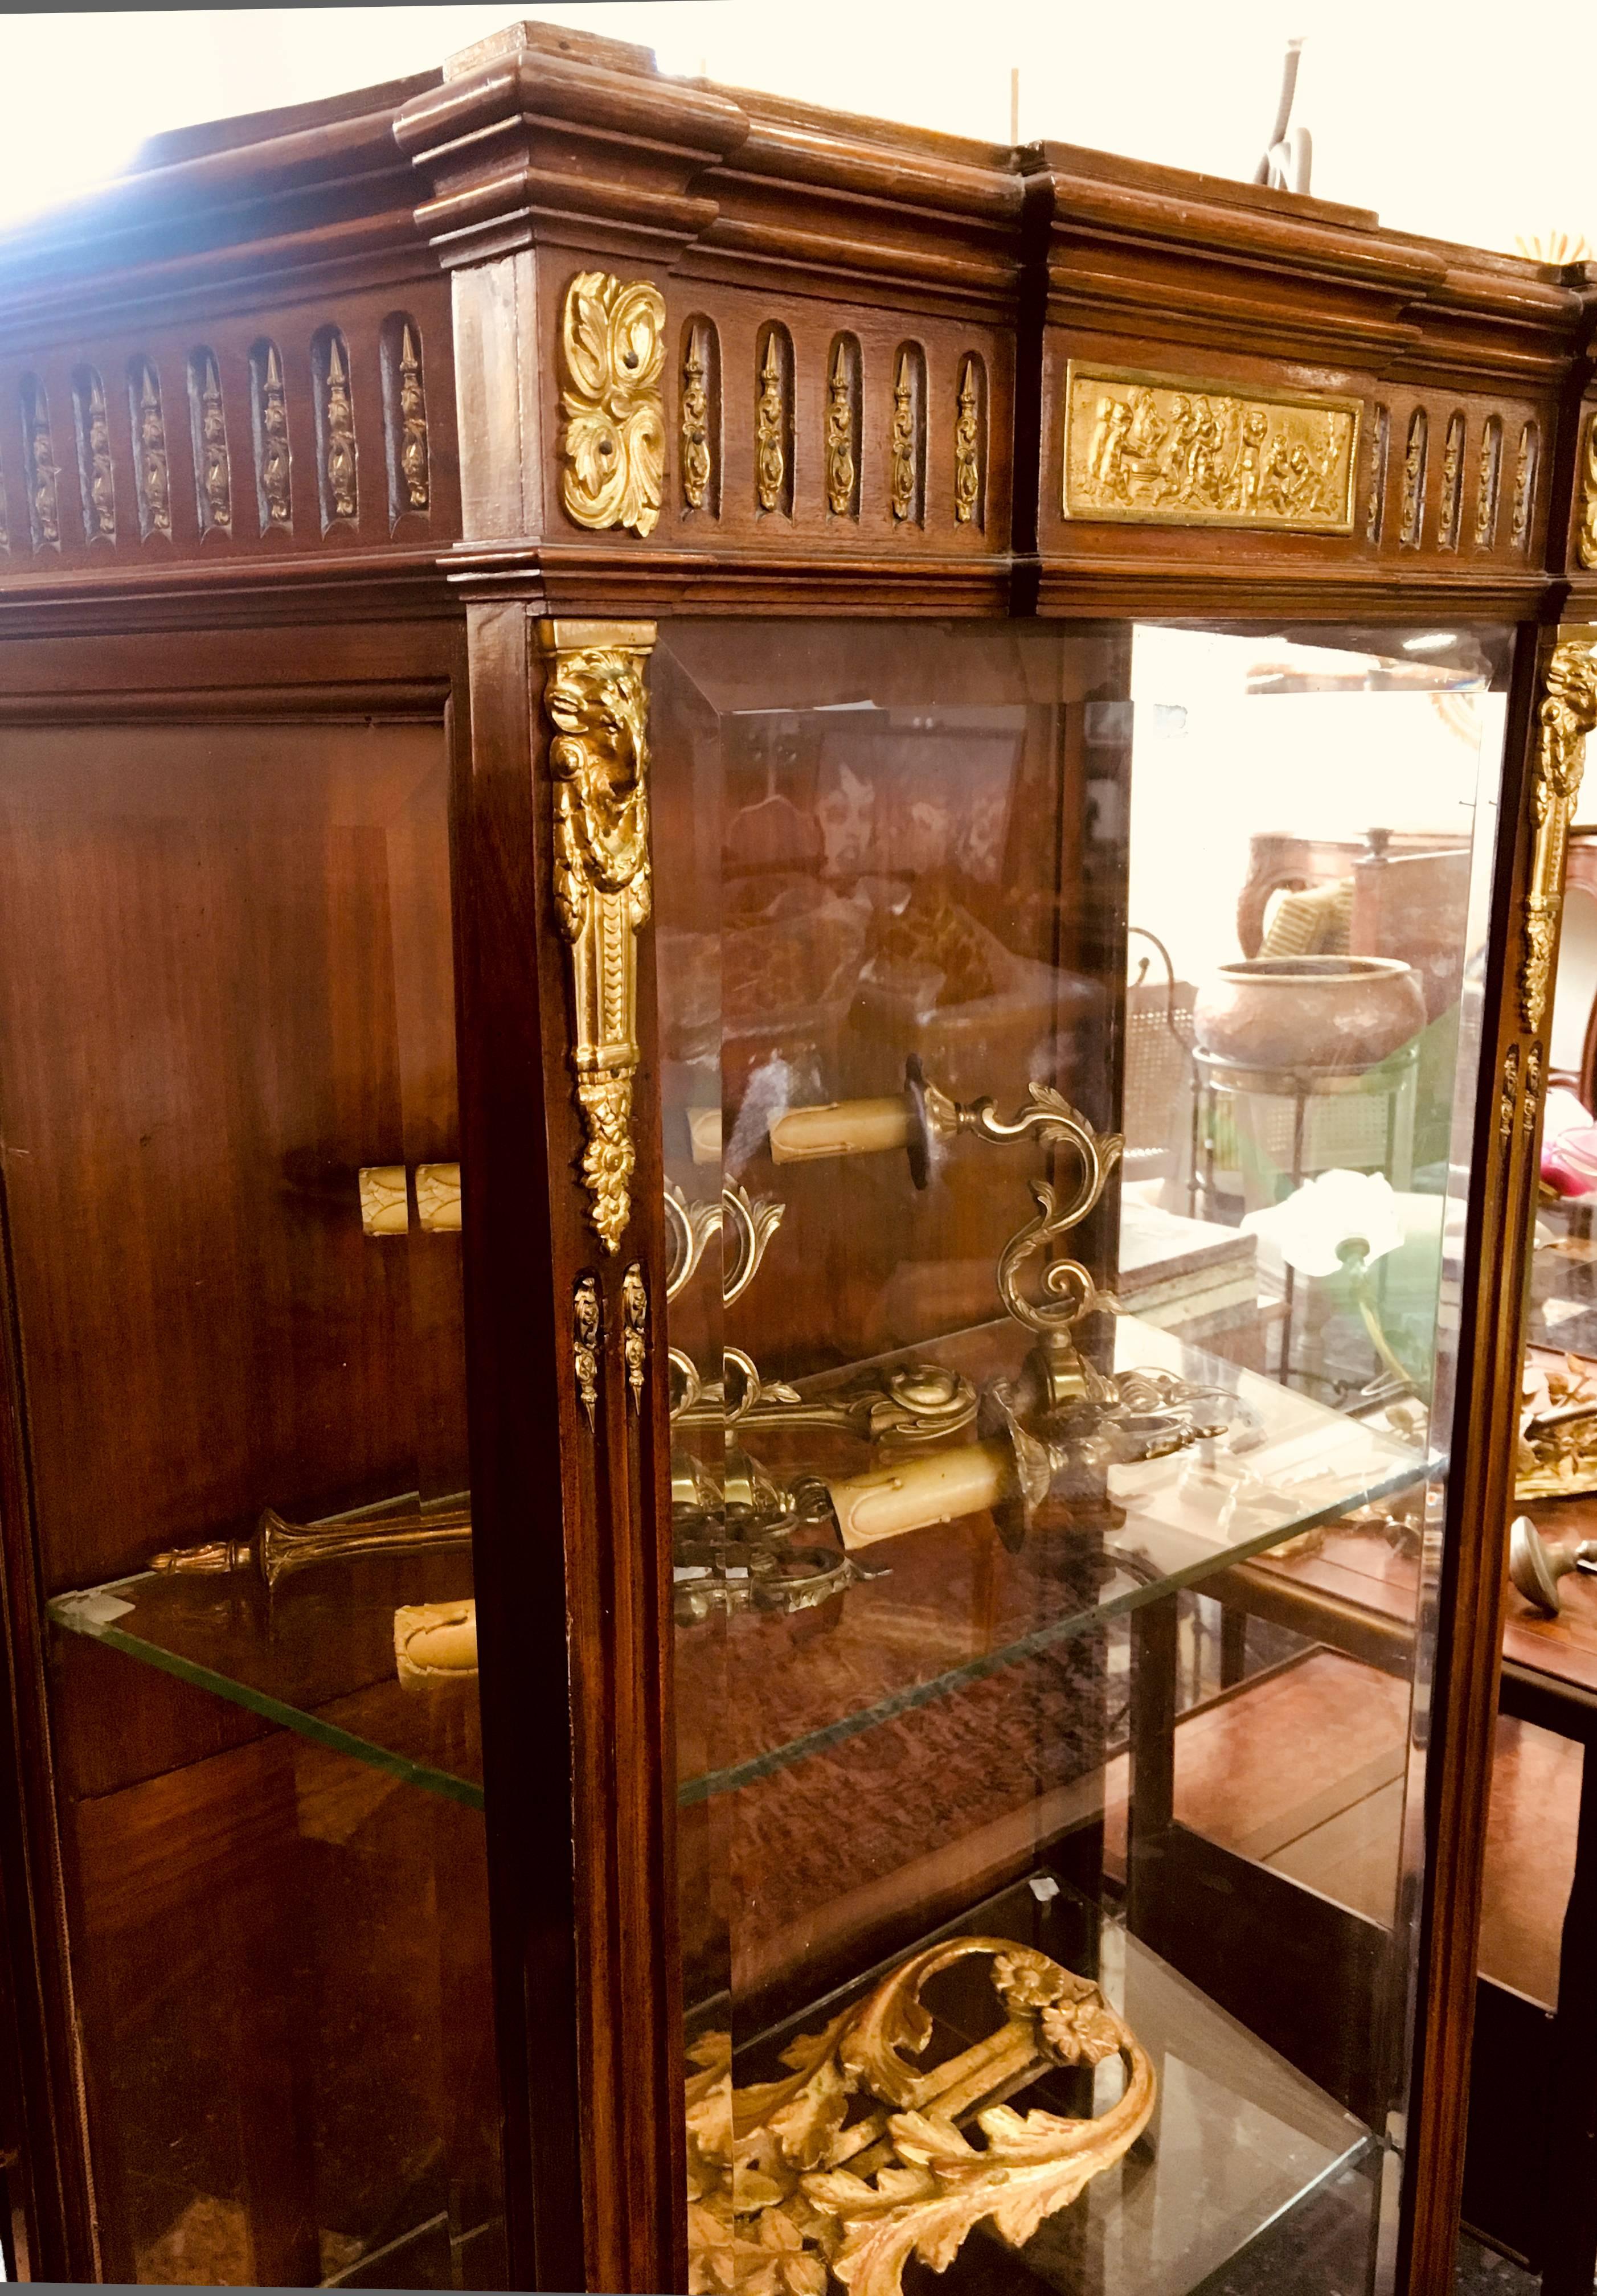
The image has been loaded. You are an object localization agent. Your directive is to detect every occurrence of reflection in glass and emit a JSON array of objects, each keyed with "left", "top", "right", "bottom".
[{"left": 655, "top": 621, "right": 1507, "bottom": 2294}]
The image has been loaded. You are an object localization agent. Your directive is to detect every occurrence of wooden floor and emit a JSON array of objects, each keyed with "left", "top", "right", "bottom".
[{"left": 1104, "top": 1647, "right": 1580, "bottom": 2007}]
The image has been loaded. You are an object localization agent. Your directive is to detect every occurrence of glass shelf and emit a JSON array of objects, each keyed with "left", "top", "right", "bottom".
[
  {"left": 700, "top": 1868, "right": 1373, "bottom": 2296},
  {"left": 49, "top": 1547, "right": 484, "bottom": 1810},
  {"left": 48, "top": 1323, "right": 1426, "bottom": 1821},
  {"left": 680, "top": 1316, "right": 1431, "bottom": 1806}
]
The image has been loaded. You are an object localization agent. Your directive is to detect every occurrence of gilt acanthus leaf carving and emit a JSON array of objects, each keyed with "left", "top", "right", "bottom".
[{"left": 559, "top": 271, "right": 666, "bottom": 538}]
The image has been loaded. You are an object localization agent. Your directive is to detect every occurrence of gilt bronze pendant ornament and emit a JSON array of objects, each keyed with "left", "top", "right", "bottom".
[{"left": 539, "top": 621, "right": 657, "bottom": 1252}]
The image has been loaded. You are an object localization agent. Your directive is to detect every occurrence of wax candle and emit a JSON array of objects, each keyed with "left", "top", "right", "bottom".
[
  {"left": 826, "top": 1441, "right": 1011, "bottom": 1549},
  {"left": 769, "top": 1097, "right": 911, "bottom": 1164}
]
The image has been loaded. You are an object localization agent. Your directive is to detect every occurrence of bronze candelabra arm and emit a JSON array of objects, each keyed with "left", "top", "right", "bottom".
[
  {"left": 769, "top": 1056, "right": 1122, "bottom": 1196},
  {"left": 669, "top": 1346, "right": 977, "bottom": 1447},
  {"left": 152, "top": 1496, "right": 472, "bottom": 1589}
]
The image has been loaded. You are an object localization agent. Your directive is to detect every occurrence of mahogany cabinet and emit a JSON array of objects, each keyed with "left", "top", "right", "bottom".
[{"left": 0, "top": 20, "right": 1594, "bottom": 2293}]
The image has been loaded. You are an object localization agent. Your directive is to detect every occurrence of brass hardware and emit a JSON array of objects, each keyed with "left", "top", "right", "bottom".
[
  {"left": 680, "top": 325, "right": 711, "bottom": 512},
  {"left": 415, "top": 1163, "right": 460, "bottom": 1232},
  {"left": 771, "top": 1060, "right": 1119, "bottom": 1200},
  {"left": 673, "top": 1350, "right": 977, "bottom": 1449},
  {"left": 664, "top": 1180, "right": 720, "bottom": 1301},
  {"left": 1579, "top": 413, "right": 1597, "bottom": 571},
  {"left": 152, "top": 1494, "right": 470, "bottom": 1588},
  {"left": 890, "top": 350, "right": 916, "bottom": 522},
  {"left": 1521, "top": 637, "right": 1597, "bottom": 1031},
  {"left": 398, "top": 324, "right": 429, "bottom": 512},
  {"left": 826, "top": 338, "right": 855, "bottom": 516},
  {"left": 954, "top": 355, "right": 981, "bottom": 524},
  {"left": 722, "top": 1180, "right": 784, "bottom": 1304},
  {"left": 574, "top": 1273, "right": 603, "bottom": 1429},
  {"left": 686, "top": 1936, "right": 1154, "bottom": 2296},
  {"left": 558, "top": 270, "right": 666, "bottom": 538},
  {"left": 358, "top": 1165, "right": 409, "bottom": 1236},
  {"left": 1510, "top": 1515, "right": 1597, "bottom": 1614},
  {"left": 1063, "top": 361, "right": 1360, "bottom": 531},
  {"left": 623, "top": 1262, "right": 647, "bottom": 1412},
  {"left": 538, "top": 620, "right": 656, "bottom": 1252},
  {"left": 755, "top": 332, "right": 786, "bottom": 512},
  {"left": 322, "top": 335, "right": 358, "bottom": 522}
]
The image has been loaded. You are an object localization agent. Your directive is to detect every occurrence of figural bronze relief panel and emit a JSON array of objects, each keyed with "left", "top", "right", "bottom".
[{"left": 1062, "top": 361, "right": 1362, "bottom": 533}]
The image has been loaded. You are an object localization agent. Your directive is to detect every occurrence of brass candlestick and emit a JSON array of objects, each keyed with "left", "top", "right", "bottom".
[{"left": 151, "top": 1495, "right": 471, "bottom": 1589}]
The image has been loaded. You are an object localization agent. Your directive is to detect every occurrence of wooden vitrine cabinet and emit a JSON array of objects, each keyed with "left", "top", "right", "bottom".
[{"left": 0, "top": 20, "right": 1593, "bottom": 2293}]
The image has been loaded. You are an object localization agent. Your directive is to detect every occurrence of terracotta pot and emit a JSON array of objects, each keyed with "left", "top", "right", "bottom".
[{"left": 1192, "top": 955, "right": 1426, "bottom": 1073}]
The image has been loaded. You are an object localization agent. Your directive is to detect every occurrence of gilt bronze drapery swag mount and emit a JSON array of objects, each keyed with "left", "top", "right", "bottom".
[
  {"left": 537, "top": 619, "right": 657, "bottom": 1253},
  {"left": 1520, "top": 636, "right": 1597, "bottom": 1038}
]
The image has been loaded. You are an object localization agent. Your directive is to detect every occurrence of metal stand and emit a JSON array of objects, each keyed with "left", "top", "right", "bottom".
[{"left": 1191, "top": 1044, "right": 1420, "bottom": 1385}]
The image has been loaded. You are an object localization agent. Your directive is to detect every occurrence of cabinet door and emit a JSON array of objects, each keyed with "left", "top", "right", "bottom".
[
  {"left": 646, "top": 617, "right": 1513, "bottom": 2296},
  {"left": 0, "top": 705, "right": 506, "bottom": 2287}
]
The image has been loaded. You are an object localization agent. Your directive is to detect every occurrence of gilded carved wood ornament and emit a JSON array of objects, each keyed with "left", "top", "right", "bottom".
[
  {"left": 685, "top": 1937, "right": 1154, "bottom": 2296},
  {"left": 559, "top": 271, "right": 666, "bottom": 538},
  {"left": 539, "top": 621, "right": 656, "bottom": 1254},
  {"left": 1520, "top": 636, "right": 1597, "bottom": 1032}
]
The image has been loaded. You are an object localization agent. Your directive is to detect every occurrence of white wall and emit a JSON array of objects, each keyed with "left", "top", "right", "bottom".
[{"left": 1, "top": 0, "right": 1595, "bottom": 259}]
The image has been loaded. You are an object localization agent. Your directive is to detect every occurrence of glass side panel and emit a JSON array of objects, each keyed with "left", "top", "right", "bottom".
[
  {"left": 653, "top": 620, "right": 1508, "bottom": 2296},
  {"left": 0, "top": 721, "right": 501, "bottom": 2286}
]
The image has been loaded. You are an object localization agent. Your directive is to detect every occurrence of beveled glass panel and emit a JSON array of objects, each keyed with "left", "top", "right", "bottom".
[{"left": 653, "top": 620, "right": 1508, "bottom": 2296}]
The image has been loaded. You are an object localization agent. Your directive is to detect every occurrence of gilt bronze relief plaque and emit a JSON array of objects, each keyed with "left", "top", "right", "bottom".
[{"left": 1063, "top": 362, "right": 1362, "bottom": 532}]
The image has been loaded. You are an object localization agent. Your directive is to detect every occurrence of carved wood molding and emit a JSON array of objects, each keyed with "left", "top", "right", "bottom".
[{"left": 537, "top": 618, "right": 656, "bottom": 1253}]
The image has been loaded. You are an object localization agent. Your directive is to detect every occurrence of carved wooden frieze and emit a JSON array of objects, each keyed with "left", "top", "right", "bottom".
[
  {"left": 538, "top": 620, "right": 657, "bottom": 1253},
  {"left": 128, "top": 361, "right": 171, "bottom": 542},
  {"left": 1063, "top": 362, "right": 1360, "bottom": 532},
  {"left": 558, "top": 270, "right": 665, "bottom": 538}
]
